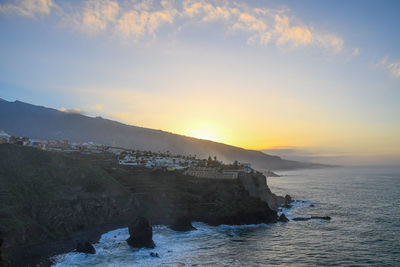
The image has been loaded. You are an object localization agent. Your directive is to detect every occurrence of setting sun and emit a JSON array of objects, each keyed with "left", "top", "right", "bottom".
[{"left": 185, "top": 124, "right": 222, "bottom": 143}]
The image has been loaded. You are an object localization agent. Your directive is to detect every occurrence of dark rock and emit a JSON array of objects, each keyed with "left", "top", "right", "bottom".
[
  {"left": 76, "top": 241, "right": 96, "bottom": 254},
  {"left": 0, "top": 231, "right": 5, "bottom": 266},
  {"left": 284, "top": 194, "right": 293, "bottom": 204},
  {"left": 169, "top": 216, "right": 196, "bottom": 232},
  {"left": 264, "top": 170, "right": 280, "bottom": 177},
  {"left": 0, "top": 231, "right": 2, "bottom": 261},
  {"left": 293, "top": 217, "right": 310, "bottom": 221},
  {"left": 277, "top": 213, "right": 289, "bottom": 222},
  {"left": 0, "top": 232, "right": 10, "bottom": 267},
  {"left": 283, "top": 204, "right": 292, "bottom": 209},
  {"left": 150, "top": 252, "right": 159, "bottom": 258},
  {"left": 309, "top": 204, "right": 315, "bottom": 207},
  {"left": 126, "top": 217, "right": 155, "bottom": 248},
  {"left": 293, "top": 216, "right": 331, "bottom": 221},
  {"left": 311, "top": 216, "right": 331, "bottom": 220}
]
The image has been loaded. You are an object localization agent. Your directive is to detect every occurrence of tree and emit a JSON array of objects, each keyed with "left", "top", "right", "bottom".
[{"left": 233, "top": 160, "right": 239, "bottom": 168}]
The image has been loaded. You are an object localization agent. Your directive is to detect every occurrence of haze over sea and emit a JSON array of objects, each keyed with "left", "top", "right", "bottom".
[{"left": 53, "top": 166, "right": 400, "bottom": 266}]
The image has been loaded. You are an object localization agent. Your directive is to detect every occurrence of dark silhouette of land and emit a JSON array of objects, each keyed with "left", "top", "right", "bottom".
[{"left": 0, "top": 98, "right": 329, "bottom": 170}]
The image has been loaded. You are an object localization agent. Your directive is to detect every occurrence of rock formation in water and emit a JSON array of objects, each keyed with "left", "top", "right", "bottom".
[
  {"left": 278, "top": 214, "right": 289, "bottom": 222},
  {"left": 169, "top": 216, "right": 196, "bottom": 232},
  {"left": 292, "top": 216, "right": 331, "bottom": 221},
  {"left": 76, "top": 241, "right": 96, "bottom": 254},
  {"left": 126, "top": 217, "right": 155, "bottom": 248}
]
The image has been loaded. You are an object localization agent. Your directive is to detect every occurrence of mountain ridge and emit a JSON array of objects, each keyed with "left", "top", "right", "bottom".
[{"left": 0, "top": 99, "right": 328, "bottom": 170}]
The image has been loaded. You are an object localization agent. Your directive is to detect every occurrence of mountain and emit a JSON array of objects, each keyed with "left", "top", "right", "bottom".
[{"left": 0, "top": 98, "right": 326, "bottom": 170}]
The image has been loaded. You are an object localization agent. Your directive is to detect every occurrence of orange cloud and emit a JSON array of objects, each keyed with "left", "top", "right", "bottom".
[{"left": 0, "top": 0, "right": 55, "bottom": 17}]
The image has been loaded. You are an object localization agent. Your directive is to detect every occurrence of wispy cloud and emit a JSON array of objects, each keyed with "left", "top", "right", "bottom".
[
  {"left": 1, "top": 0, "right": 344, "bottom": 53},
  {"left": 181, "top": 0, "right": 344, "bottom": 52},
  {"left": 59, "top": 107, "right": 82, "bottom": 114},
  {"left": 115, "top": 0, "right": 177, "bottom": 39},
  {"left": 0, "top": 0, "right": 55, "bottom": 17},
  {"left": 380, "top": 57, "right": 400, "bottom": 78}
]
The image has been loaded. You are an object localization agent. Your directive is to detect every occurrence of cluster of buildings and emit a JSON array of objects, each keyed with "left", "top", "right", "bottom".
[
  {"left": 183, "top": 165, "right": 252, "bottom": 179},
  {"left": 0, "top": 130, "right": 254, "bottom": 179},
  {"left": 118, "top": 151, "right": 253, "bottom": 178},
  {"left": 118, "top": 151, "right": 194, "bottom": 170},
  {"left": 0, "top": 130, "right": 107, "bottom": 152}
]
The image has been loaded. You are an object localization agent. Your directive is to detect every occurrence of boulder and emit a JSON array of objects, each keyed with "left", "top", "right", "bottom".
[
  {"left": 309, "top": 204, "right": 315, "bottom": 207},
  {"left": 76, "top": 241, "right": 96, "bottom": 254},
  {"left": 311, "top": 216, "right": 331, "bottom": 220},
  {"left": 284, "top": 194, "right": 293, "bottom": 204},
  {"left": 293, "top": 216, "right": 331, "bottom": 221},
  {"left": 150, "top": 252, "right": 159, "bottom": 258},
  {"left": 169, "top": 216, "right": 196, "bottom": 231},
  {"left": 283, "top": 204, "right": 292, "bottom": 209},
  {"left": 126, "top": 217, "right": 155, "bottom": 248},
  {"left": 292, "top": 217, "right": 310, "bottom": 221},
  {"left": 277, "top": 213, "right": 289, "bottom": 222}
]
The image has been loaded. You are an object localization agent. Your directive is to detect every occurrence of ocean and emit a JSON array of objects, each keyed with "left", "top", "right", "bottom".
[{"left": 53, "top": 166, "right": 400, "bottom": 266}]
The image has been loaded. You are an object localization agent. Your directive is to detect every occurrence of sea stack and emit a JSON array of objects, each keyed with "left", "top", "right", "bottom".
[
  {"left": 126, "top": 217, "right": 155, "bottom": 248},
  {"left": 169, "top": 216, "right": 197, "bottom": 231}
]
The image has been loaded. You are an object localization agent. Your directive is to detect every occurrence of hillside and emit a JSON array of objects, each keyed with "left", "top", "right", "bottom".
[
  {"left": 0, "top": 144, "right": 285, "bottom": 266},
  {"left": 0, "top": 99, "right": 326, "bottom": 170}
]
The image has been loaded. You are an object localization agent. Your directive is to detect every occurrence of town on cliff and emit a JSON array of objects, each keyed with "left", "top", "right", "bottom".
[{"left": 0, "top": 130, "right": 276, "bottom": 178}]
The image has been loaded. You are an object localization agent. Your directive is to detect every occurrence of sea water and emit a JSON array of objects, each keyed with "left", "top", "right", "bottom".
[{"left": 53, "top": 166, "right": 400, "bottom": 266}]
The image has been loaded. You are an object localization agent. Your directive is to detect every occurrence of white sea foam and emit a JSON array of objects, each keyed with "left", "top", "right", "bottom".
[{"left": 53, "top": 167, "right": 400, "bottom": 266}]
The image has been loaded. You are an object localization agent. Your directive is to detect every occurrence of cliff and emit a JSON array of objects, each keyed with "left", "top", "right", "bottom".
[
  {"left": 238, "top": 173, "right": 285, "bottom": 210},
  {"left": 0, "top": 144, "right": 285, "bottom": 266}
]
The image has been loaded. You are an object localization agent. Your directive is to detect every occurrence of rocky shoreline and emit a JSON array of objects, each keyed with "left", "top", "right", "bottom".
[{"left": 0, "top": 145, "right": 291, "bottom": 266}]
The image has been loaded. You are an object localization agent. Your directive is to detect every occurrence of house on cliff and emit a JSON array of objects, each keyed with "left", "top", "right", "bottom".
[{"left": 184, "top": 167, "right": 251, "bottom": 179}]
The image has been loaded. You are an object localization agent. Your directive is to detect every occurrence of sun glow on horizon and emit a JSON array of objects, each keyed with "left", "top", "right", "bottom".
[{"left": 186, "top": 127, "right": 222, "bottom": 143}]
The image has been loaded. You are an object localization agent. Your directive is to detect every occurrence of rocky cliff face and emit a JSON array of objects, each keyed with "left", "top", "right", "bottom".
[
  {"left": 238, "top": 172, "right": 286, "bottom": 210},
  {"left": 0, "top": 145, "right": 136, "bottom": 254},
  {"left": 105, "top": 166, "right": 278, "bottom": 226},
  {"left": 0, "top": 144, "right": 284, "bottom": 265}
]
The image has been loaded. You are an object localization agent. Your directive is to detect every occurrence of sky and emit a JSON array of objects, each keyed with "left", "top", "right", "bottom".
[{"left": 0, "top": 0, "right": 399, "bottom": 165}]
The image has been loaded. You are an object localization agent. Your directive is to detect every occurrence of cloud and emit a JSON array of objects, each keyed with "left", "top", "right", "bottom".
[
  {"left": 81, "top": 0, "right": 120, "bottom": 33},
  {"left": 183, "top": 0, "right": 232, "bottom": 22},
  {"left": 59, "top": 107, "right": 83, "bottom": 114},
  {"left": 180, "top": 1, "right": 343, "bottom": 52},
  {"left": 352, "top": 48, "right": 359, "bottom": 56},
  {"left": 116, "top": 1, "right": 177, "bottom": 39},
  {"left": 380, "top": 57, "right": 400, "bottom": 78},
  {"left": 0, "top": 0, "right": 55, "bottom": 17},
  {"left": 1, "top": 0, "right": 345, "bottom": 53},
  {"left": 274, "top": 15, "right": 312, "bottom": 46}
]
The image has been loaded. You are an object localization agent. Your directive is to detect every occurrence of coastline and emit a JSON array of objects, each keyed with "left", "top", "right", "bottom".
[
  {"left": 9, "top": 222, "right": 130, "bottom": 267},
  {"left": 0, "top": 145, "right": 288, "bottom": 266}
]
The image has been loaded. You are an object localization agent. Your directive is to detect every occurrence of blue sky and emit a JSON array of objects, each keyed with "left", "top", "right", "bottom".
[{"left": 0, "top": 0, "right": 399, "bottom": 165}]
